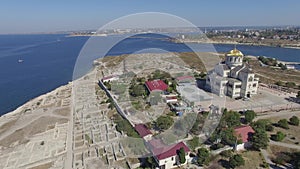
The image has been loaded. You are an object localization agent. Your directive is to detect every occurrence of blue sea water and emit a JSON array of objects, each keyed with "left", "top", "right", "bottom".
[{"left": 0, "top": 33, "right": 299, "bottom": 115}]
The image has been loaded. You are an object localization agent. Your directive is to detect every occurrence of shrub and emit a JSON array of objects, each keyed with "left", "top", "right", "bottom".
[
  {"left": 244, "top": 110, "right": 256, "bottom": 124},
  {"left": 197, "top": 148, "right": 210, "bottom": 166},
  {"left": 271, "top": 131, "right": 286, "bottom": 141},
  {"left": 265, "top": 124, "right": 274, "bottom": 132},
  {"left": 220, "top": 150, "right": 233, "bottom": 158},
  {"left": 289, "top": 116, "right": 299, "bottom": 126},
  {"left": 277, "top": 119, "right": 289, "bottom": 129},
  {"left": 229, "top": 154, "right": 245, "bottom": 168}
]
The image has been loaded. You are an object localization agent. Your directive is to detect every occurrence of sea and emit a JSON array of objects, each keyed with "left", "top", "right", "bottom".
[{"left": 0, "top": 33, "right": 300, "bottom": 115}]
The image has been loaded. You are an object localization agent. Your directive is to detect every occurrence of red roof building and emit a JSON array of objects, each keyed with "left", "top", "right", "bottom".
[
  {"left": 234, "top": 125, "right": 255, "bottom": 143},
  {"left": 148, "top": 139, "right": 190, "bottom": 160},
  {"left": 134, "top": 124, "right": 152, "bottom": 138},
  {"left": 145, "top": 80, "right": 168, "bottom": 92},
  {"left": 147, "top": 139, "right": 190, "bottom": 168}
]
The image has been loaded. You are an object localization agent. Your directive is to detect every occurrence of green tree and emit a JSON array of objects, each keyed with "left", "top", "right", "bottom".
[
  {"left": 275, "top": 81, "right": 284, "bottom": 86},
  {"left": 251, "top": 119, "right": 269, "bottom": 131},
  {"left": 251, "top": 128, "right": 269, "bottom": 150},
  {"left": 244, "top": 110, "right": 256, "bottom": 124},
  {"left": 265, "top": 124, "right": 274, "bottom": 132},
  {"left": 143, "top": 156, "right": 156, "bottom": 169},
  {"left": 220, "top": 150, "right": 233, "bottom": 158},
  {"left": 229, "top": 154, "right": 245, "bottom": 168},
  {"left": 178, "top": 147, "right": 186, "bottom": 164},
  {"left": 290, "top": 116, "right": 300, "bottom": 126},
  {"left": 167, "top": 86, "right": 173, "bottom": 93},
  {"left": 130, "top": 84, "right": 146, "bottom": 97},
  {"left": 286, "top": 82, "right": 296, "bottom": 88},
  {"left": 271, "top": 131, "right": 286, "bottom": 141},
  {"left": 155, "top": 116, "right": 174, "bottom": 131},
  {"left": 222, "top": 110, "right": 241, "bottom": 128},
  {"left": 221, "top": 128, "right": 238, "bottom": 146},
  {"left": 277, "top": 119, "right": 289, "bottom": 129},
  {"left": 197, "top": 148, "right": 210, "bottom": 166}
]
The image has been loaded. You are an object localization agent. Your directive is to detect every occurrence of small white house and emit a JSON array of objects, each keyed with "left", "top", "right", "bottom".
[{"left": 148, "top": 139, "right": 190, "bottom": 169}]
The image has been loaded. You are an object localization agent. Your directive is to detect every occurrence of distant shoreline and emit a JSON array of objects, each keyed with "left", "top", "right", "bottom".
[
  {"left": 67, "top": 33, "right": 300, "bottom": 50},
  {"left": 171, "top": 39, "right": 300, "bottom": 50}
]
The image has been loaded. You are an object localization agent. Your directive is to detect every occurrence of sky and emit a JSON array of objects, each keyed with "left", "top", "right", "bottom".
[{"left": 0, "top": 0, "right": 300, "bottom": 34}]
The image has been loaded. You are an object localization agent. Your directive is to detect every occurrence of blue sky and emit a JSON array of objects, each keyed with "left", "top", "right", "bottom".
[{"left": 0, "top": 0, "right": 300, "bottom": 34}]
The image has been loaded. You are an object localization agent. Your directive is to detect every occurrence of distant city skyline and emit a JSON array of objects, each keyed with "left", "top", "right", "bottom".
[{"left": 1, "top": 0, "right": 300, "bottom": 34}]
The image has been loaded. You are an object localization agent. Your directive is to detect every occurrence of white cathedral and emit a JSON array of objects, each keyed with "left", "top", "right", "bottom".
[{"left": 206, "top": 48, "right": 259, "bottom": 98}]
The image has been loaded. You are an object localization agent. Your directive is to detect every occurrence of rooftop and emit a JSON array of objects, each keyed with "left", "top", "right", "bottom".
[
  {"left": 145, "top": 80, "right": 168, "bottom": 92},
  {"left": 148, "top": 139, "right": 190, "bottom": 160},
  {"left": 134, "top": 124, "right": 152, "bottom": 138},
  {"left": 234, "top": 125, "right": 255, "bottom": 143},
  {"left": 226, "top": 48, "right": 244, "bottom": 57}
]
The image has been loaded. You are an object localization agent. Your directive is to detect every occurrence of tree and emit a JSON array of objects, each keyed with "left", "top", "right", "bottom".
[
  {"left": 251, "top": 119, "right": 269, "bottom": 131},
  {"left": 297, "top": 91, "right": 300, "bottom": 98},
  {"left": 178, "top": 147, "right": 186, "bottom": 164},
  {"left": 265, "top": 124, "right": 274, "bottom": 132},
  {"left": 277, "top": 119, "right": 289, "bottom": 129},
  {"left": 143, "top": 156, "right": 156, "bottom": 169},
  {"left": 130, "top": 84, "right": 146, "bottom": 97},
  {"left": 251, "top": 128, "right": 269, "bottom": 150},
  {"left": 197, "top": 148, "right": 210, "bottom": 166},
  {"left": 229, "top": 154, "right": 245, "bottom": 168},
  {"left": 286, "top": 82, "right": 296, "bottom": 88},
  {"left": 222, "top": 110, "right": 241, "bottom": 128},
  {"left": 220, "top": 150, "right": 233, "bottom": 158},
  {"left": 167, "top": 86, "right": 173, "bottom": 93},
  {"left": 221, "top": 128, "right": 238, "bottom": 146},
  {"left": 290, "top": 116, "right": 300, "bottom": 126},
  {"left": 271, "top": 131, "right": 286, "bottom": 141},
  {"left": 275, "top": 81, "right": 284, "bottom": 86},
  {"left": 244, "top": 110, "right": 256, "bottom": 124},
  {"left": 155, "top": 115, "right": 174, "bottom": 131}
]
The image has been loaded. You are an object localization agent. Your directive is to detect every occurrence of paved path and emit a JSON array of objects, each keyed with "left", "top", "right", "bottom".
[
  {"left": 64, "top": 90, "right": 74, "bottom": 169},
  {"left": 254, "top": 110, "right": 300, "bottom": 121},
  {"left": 269, "top": 140, "right": 300, "bottom": 150},
  {"left": 261, "top": 149, "right": 273, "bottom": 166}
]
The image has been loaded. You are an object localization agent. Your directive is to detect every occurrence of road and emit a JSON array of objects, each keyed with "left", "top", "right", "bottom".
[
  {"left": 64, "top": 88, "right": 74, "bottom": 169},
  {"left": 269, "top": 140, "right": 300, "bottom": 150},
  {"left": 254, "top": 110, "right": 300, "bottom": 121}
]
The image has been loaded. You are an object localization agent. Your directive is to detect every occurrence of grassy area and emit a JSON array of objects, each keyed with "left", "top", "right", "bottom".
[
  {"left": 177, "top": 52, "right": 207, "bottom": 72},
  {"left": 236, "top": 151, "right": 265, "bottom": 169},
  {"left": 267, "top": 116, "right": 300, "bottom": 145},
  {"left": 101, "top": 54, "right": 128, "bottom": 67},
  {"left": 249, "top": 59, "right": 300, "bottom": 85}
]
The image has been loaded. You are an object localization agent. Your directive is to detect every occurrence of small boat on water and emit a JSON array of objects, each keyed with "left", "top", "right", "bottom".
[{"left": 18, "top": 59, "right": 24, "bottom": 63}]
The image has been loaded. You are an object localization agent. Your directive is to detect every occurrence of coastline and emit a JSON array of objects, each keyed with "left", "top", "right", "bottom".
[
  {"left": 171, "top": 39, "right": 300, "bottom": 50},
  {"left": 0, "top": 82, "right": 72, "bottom": 119},
  {"left": 1, "top": 51, "right": 299, "bottom": 119}
]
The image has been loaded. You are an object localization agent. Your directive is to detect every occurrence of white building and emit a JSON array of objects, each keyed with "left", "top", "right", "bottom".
[
  {"left": 147, "top": 139, "right": 190, "bottom": 169},
  {"left": 206, "top": 48, "right": 259, "bottom": 98}
]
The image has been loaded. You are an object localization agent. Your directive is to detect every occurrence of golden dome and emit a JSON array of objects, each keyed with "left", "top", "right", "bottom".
[{"left": 226, "top": 48, "right": 244, "bottom": 57}]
